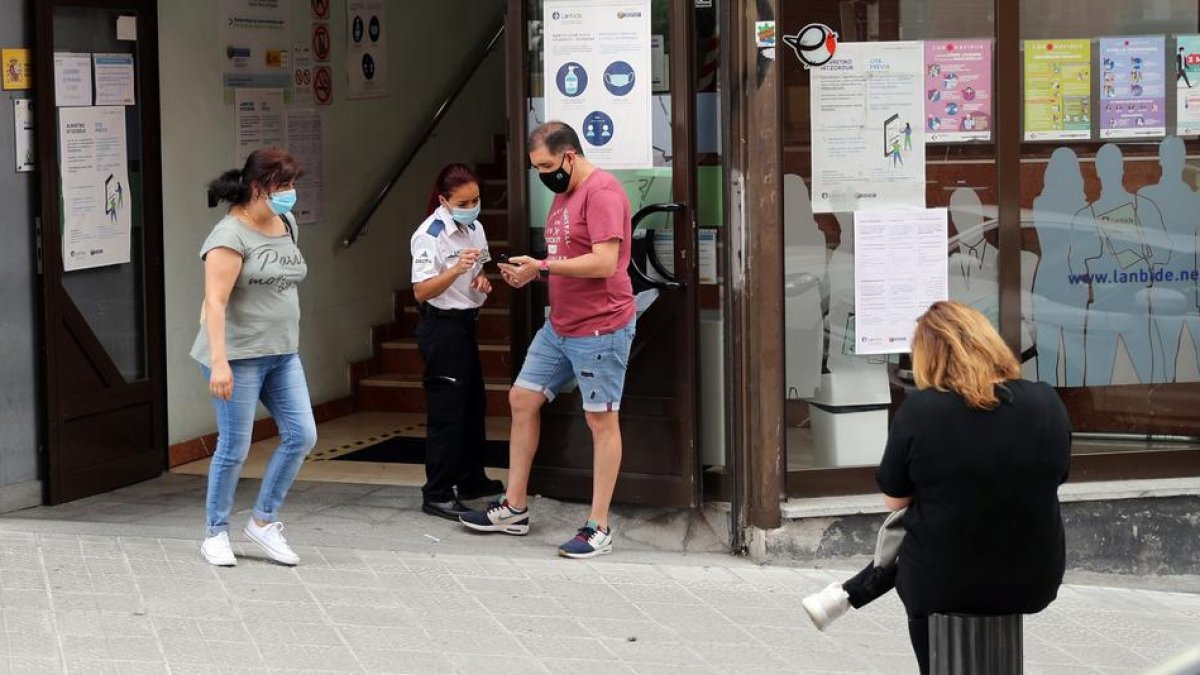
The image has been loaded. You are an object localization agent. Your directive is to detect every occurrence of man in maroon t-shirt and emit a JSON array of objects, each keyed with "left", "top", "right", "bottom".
[{"left": 460, "top": 122, "right": 634, "bottom": 559}]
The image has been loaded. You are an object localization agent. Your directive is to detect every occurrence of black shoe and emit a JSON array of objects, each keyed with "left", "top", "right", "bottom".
[
  {"left": 456, "top": 479, "right": 506, "bottom": 502},
  {"left": 422, "top": 499, "right": 471, "bottom": 521}
]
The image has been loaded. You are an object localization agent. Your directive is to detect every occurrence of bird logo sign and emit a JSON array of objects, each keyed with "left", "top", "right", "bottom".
[{"left": 783, "top": 23, "right": 839, "bottom": 69}]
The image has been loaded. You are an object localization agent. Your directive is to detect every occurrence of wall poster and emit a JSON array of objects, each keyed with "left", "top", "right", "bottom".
[
  {"left": 924, "top": 40, "right": 992, "bottom": 143},
  {"left": 286, "top": 109, "right": 324, "bottom": 224},
  {"left": 810, "top": 41, "right": 926, "bottom": 213},
  {"left": 59, "top": 106, "right": 132, "bottom": 272},
  {"left": 1023, "top": 39, "right": 1092, "bottom": 141},
  {"left": 854, "top": 208, "right": 949, "bottom": 355},
  {"left": 234, "top": 88, "right": 285, "bottom": 168},
  {"left": 221, "top": 0, "right": 291, "bottom": 92},
  {"left": 54, "top": 53, "right": 93, "bottom": 108},
  {"left": 1100, "top": 36, "right": 1166, "bottom": 140},
  {"left": 543, "top": 0, "right": 653, "bottom": 169},
  {"left": 93, "top": 54, "right": 136, "bottom": 106},
  {"left": 1176, "top": 35, "right": 1200, "bottom": 136},
  {"left": 345, "top": 0, "right": 389, "bottom": 99}
]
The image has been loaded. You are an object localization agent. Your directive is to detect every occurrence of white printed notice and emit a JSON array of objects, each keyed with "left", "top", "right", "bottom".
[
  {"left": 54, "top": 53, "right": 93, "bottom": 107},
  {"left": 810, "top": 42, "right": 926, "bottom": 213},
  {"left": 93, "top": 54, "right": 136, "bottom": 106},
  {"left": 286, "top": 109, "right": 324, "bottom": 224},
  {"left": 234, "top": 88, "right": 285, "bottom": 168},
  {"left": 221, "top": 0, "right": 290, "bottom": 91},
  {"left": 853, "top": 208, "right": 949, "bottom": 355},
  {"left": 59, "top": 106, "right": 132, "bottom": 272},
  {"left": 292, "top": 42, "right": 314, "bottom": 106},
  {"left": 544, "top": 0, "right": 653, "bottom": 169},
  {"left": 346, "top": 0, "right": 389, "bottom": 99}
]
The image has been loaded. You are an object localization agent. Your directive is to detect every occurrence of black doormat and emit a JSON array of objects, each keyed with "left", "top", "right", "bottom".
[{"left": 334, "top": 435, "right": 509, "bottom": 468}]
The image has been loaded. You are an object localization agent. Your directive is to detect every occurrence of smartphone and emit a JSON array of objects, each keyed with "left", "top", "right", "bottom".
[{"left": 494, "top": 253, "right": 512, "bottom": 265}]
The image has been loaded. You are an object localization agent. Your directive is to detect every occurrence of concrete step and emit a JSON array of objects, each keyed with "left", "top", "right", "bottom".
[
  {"left": 357, "top": 374, "right": 512, "bottom": 416},
  {"left": 379, "top": 338, "right": 511, "bottom": 379}
]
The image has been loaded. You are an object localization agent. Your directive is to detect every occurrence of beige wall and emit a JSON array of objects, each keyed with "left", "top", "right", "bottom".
[{"left": 161, "top": 0, "right": 507, "bottom": 443}]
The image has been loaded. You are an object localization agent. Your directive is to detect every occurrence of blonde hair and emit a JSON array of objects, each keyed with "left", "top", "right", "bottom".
[{"left": 911, "top": 301, "right": 1020, "bottom": 410}]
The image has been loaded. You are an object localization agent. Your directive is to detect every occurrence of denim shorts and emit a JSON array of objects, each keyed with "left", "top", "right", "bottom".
[{"left": 514, "top": 319, "right": 636, "bottom": 412}]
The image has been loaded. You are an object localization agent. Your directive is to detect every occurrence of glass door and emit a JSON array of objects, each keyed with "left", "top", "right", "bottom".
[
  {"left": 507, "top": 0, "right": 703, "bottom": 506},
  {"left": 35, "top": 0, "right": 166, "bottom": 503}
]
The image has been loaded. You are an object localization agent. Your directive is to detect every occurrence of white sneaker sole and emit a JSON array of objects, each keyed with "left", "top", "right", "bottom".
[
  {"left": 558, "top": 543, "right": 613, "bottom": 559},
  {"left": 200, "top": 544, "right": 236, "bottom": 567},
  {"left": 460, "top": 519, "right": 530, "bottom": 536},
  {"left": 242, "top": 527, "right": 300, "bottom": 565}
]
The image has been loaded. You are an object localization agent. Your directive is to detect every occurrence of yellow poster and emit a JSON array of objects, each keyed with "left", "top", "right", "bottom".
[
  {"left": 1024, "top": 39, "right": 1092, "bottom": 141},
  {"left": 2, "top": 48, "right": 32, "bottom": 90}
]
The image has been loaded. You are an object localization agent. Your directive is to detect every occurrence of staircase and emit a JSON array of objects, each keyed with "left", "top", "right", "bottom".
[{"left": 350, "top": 135, "right": 516, "bottom": 419}]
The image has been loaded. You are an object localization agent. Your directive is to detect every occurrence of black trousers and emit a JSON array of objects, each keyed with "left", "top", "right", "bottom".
[
  {"left": 415, "top": 311, "right": 490, "bottom": 502},
  {"left": 843, "top": 563, "right": 928, "bottom": 674}
]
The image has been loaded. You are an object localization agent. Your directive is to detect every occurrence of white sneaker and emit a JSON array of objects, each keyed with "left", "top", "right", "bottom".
[
  {"left": 243, "top": 519, "right": 300, "bottom": 565},
  {"left": 802, "top": 582, "right": 851, "bottom": 631},
  {"left": 200, "top": 531, "right": 237, "bottom": 567}
]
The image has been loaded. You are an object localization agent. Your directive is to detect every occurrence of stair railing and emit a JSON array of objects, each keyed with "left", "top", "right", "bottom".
[{"left": 340, "top": 17, "right": 506, "bottom": 249}]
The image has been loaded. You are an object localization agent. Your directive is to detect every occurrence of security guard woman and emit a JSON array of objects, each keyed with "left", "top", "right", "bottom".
[{"left": 410, "top": 164, "right": 505, "bottom": 520}]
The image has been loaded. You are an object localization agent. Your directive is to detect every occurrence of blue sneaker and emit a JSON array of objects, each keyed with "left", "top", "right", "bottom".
[
  {"left": 460, "top": 500, "right": 530, "bottom": 536},
  {"left": 558, "top": 522, "right": 613, "bottom": 559}
]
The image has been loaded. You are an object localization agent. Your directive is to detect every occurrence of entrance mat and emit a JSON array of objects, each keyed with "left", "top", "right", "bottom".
[{"left": 332, "top": 435, "right": 509, "bottom": 468}]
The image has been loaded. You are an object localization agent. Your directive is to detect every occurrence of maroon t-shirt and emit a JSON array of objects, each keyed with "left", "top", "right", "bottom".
[{"left": 544, "top": 169, "right": 634, "bottom": 337}]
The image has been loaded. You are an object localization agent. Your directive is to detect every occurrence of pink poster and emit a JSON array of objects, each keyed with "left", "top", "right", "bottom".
[{"left": 924, "top": 40, "right": 993, "bottom": 143}]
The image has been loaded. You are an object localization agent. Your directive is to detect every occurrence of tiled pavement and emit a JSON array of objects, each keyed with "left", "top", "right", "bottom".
[
  {"left": 0, "top": 531, "right": 1195, "bottom": 674},
  {"left": 0, "top": 475, "right": 1197, "bottom": 674}
]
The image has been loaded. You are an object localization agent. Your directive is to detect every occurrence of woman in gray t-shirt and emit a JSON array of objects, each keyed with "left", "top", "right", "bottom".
[{"left": 194, "top": 148, "right": 314, "bottom": 568}]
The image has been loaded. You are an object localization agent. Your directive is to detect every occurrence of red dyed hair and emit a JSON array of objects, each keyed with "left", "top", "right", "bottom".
[{"left": 426, "top": 163, "right": 479, "bottom": 216}]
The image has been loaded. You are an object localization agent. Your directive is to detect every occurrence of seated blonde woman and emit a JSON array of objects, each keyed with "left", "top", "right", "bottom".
[{"left": 802, "top": 301, "right": 1071, "bottom": 675}]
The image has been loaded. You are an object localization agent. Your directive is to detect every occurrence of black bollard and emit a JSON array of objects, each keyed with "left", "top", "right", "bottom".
[{"left": 929, "top": 613, "right": 1023, "bottom": 675}]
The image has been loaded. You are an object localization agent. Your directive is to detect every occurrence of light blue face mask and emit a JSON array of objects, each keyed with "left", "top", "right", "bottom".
[
  {"left": 268, "top": 188, "right": 298, "bottom": 215},
  {"left": 448, "top": 203, "right": 481, "bottom": 225}
]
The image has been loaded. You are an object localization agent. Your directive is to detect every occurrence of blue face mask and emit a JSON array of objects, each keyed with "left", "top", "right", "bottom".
[
  {"left": 448, "top": 203, "right": 481, "bottom": 225},
  {"left": 268, "top": 188, "right": 298, "bottom": 215}
]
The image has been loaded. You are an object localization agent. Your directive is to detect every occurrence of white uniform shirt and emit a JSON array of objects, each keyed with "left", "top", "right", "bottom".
[{"left": 410, "top": 206, "right": 490, "bottom": 310}]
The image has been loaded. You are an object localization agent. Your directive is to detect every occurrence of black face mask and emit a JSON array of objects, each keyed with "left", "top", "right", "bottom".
[{"left": 538, "top": 154, "right": 573, "bottom": 194}]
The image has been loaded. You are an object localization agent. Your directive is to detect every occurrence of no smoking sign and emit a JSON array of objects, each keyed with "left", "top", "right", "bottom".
[{"left": 313, "top": 66, "right": 333, "bottom": 105}]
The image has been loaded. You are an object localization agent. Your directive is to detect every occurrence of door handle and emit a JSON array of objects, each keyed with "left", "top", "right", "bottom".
[{"left": 631, "top": 203, "right": 687, "bottom": 291}]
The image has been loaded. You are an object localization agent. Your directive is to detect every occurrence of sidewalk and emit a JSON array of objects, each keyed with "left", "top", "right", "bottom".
[{"left": 0, "top": 476, "right": 1197, "bottom": 674}]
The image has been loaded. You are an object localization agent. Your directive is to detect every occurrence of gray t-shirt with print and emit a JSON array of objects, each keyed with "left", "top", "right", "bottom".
[{"left": 190, "top": 213, "right": 308, "bottom": 366}]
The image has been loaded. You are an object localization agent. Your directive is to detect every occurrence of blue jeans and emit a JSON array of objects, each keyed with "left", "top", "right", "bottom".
[
  {"left": 200, "top": 353, "right": 317, "bottom": 537},
  {"left": 514, "top": 319, "right": 636, "bottom": 412}
]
